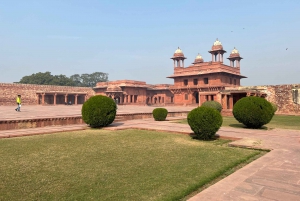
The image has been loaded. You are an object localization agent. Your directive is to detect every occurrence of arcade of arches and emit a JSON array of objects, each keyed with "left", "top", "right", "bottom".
[{"left": 36, "top": 92, "right": 87, "bottom": 105}]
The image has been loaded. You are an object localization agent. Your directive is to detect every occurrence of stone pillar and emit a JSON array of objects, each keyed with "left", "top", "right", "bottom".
[
  {"left": 211, "top": 54, "right": 214, "bottom": 62},
  {"left": 65, "top": 95, "right": 68, "bottom": 104},
  {"left": 54, "top": 93, "right": 57, "bottom": 105},
  {"left": 174, "top": 60, "right": 175, "bottom": 68},
  {"left": 198, "top": 93, "right": 201, "bottom": 106},
  {"left": 36, "top": 94, "right": 39, "bottom": 104},
  {"left": 216, "top": 93, "right": 222, "bottom": 104},
  {"left": 218, "top": 53, "right": 220, "bottom": 62},
  {"left": 221, "top": 54, "right": 223, "bottom": 62},
  {"left": 75, "top": 94, "right": 78, "bottom": 105},
  {"left": 182, "top": 59, "right": 184, "bottom": 67},
  {"left": 42, "top": 94, "right": 45, "bottom": 105},
  {"left": 223, "top": 95, "right": 228, "bottom": 109},
  {"left": 229, "top": 95, "right": 233, "bottom": 109}
]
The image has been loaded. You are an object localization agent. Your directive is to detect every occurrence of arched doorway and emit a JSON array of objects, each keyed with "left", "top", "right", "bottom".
[
  {"left": 193, "top": 91, "right": 199, "bottom": 104},
  {"left": 114, "top": 96, "right": 120, "bottom": 104}
]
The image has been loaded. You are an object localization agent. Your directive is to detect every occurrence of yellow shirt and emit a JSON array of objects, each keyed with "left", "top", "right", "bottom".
[{"left": 16, "top": 97, "right": 21, "bottom": 104}]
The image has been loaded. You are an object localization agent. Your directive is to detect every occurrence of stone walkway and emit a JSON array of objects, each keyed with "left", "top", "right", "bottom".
[{"left": 0, "top": 105, "right": 300, "bottom": 200}]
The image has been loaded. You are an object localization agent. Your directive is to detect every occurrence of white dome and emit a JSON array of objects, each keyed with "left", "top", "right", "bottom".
[
  {"left": 175, "top": 47, "right": 183, "bottom": 53},
  {"left": 213, "top": 38, "right": 222, "bottom": 46},
  {"left": 195, "top": 53, "right": 202, "bottom": 59},
  {"left": 231, "top": 47, "right": 239, "bottom": 54}
]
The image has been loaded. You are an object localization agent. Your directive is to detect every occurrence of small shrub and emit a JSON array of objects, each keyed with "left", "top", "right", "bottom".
[
  {"left": 270, "top": 102, "right": 278, "bottom": 113},
  {"left": 201, "top": 101, "right": 222, "bottom": 112},
  {"left": 187, "top": 106, "right": 223, "bottom": 140},
  {"left": 153, "top": 108, "right": 168, "bottom": 121},
  {"left": 233, "top": 96, "right": 274, "bottom": 129},
  {"left": 81, "top": 95, "right": 117, "bottom": 128}
]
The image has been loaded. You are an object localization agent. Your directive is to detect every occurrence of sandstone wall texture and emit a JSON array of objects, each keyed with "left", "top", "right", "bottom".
[
  {"left": 247, "top": 84, "right": 300, "bottom": 114},
  {"left": 0, "top": 83, "right": 95, "bottom": 106}
]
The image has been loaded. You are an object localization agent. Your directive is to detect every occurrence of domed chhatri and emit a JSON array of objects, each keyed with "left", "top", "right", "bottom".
[
  {"left": 208, "top": 38, "right": 226, "bottom": 62},
  {"left": 227, "top": 47, "right": 243, "bottom": 67},
  {"left": 193, "top": 53, "right": 204, "bottom": 64},
  {"left": 173, "top": 47, "right": 185, "bottom": 57},
  {"left": 171, "top": 47, "right": 187, "bottom": 67},
  {"left": 229, "top": 47, "right": 242, "bottom": 58},
  {"left": 212, "top": 38, "right": 223, "bottom": 50}
]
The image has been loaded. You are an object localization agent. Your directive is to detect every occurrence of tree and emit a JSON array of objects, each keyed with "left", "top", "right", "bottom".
[
  {"left": 19, "top": 72, "right": 55, "bottom": 85},
  {"left": 69, "top": 74, "right": 82, "bottom": 86},
  {"left": 18, "top": 71, "right": 108, "bottom": 87},
  {"left": 70, "top": 72, "right": 108, "bottom": 87}
]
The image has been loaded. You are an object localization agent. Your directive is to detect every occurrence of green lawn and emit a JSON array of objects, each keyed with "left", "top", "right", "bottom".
[
  {"left": 0, "top": 129, "right": 262, "bottom": 201},
  {"left": 176, "top": 115, "right": 300, "bottom": 130}
]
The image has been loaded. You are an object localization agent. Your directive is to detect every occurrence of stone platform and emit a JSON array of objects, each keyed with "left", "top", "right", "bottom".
[{"left": 0, "top": 105, "right": 194, "bottom": 130}]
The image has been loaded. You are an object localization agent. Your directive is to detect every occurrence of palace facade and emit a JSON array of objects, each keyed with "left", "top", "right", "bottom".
[{"left": 94, "top": 39, "right": 265, "bottom": 109}]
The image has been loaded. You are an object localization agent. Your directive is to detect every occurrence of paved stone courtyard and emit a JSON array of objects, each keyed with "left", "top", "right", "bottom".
[
  {"left": 0, "top": 105, "right": 300, "bottom": 200},
  {"left": 0, "top": 105, "right": 195, "bottom": 120}
]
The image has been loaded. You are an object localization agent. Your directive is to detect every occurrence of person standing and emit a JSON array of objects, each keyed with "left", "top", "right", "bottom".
[{"left": 15, "top": 94, "right": 21, "bottom": 112}]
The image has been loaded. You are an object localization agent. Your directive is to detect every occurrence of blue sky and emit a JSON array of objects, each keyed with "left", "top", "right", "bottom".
[{"left": 0, "top": 0, "right": 299, "bottom": 86}]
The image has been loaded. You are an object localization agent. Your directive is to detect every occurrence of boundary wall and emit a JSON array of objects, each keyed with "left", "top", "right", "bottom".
[{"left": 0, "top": 83, "right": 95, "bottom": 106}]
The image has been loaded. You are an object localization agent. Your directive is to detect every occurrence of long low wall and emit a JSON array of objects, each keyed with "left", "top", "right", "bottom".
[
  {"left": 0, "top": 111, "right": 189, "bottom": 131},
  {"left": 0, "top": 83, "right": 95, "bottom": 106}
]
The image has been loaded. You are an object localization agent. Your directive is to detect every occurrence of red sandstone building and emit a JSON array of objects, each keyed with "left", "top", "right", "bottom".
[
  {"left": 94, "top": 39, "right": 265, "bottom": 109},
  {"left": 0, "top": 39, "right": 267, "bottom": 109}
]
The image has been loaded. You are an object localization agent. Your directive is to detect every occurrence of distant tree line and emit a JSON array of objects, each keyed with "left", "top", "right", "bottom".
[{"left": 16, "top": 72, "right": 108, "bottom": 87}]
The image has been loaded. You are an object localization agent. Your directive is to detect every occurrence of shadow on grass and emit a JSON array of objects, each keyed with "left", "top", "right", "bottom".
[
  {"left": 188, "top": 133, "right": 232, "bottom": 146},
  {"left": 228, "top": 124, "right": 274, "bottom": 130}
]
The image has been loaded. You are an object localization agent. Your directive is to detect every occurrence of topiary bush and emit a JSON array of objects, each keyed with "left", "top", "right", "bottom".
[
  {"left": 81, "top": 95, "right": 117, "bottom": 128},
  {"left": 201, "top": 101, "right": 222, "bottom": 112},
  {"left": 270, "top": 102, "right": 278, "bottom": 113},
  {"left": 187, "top": 106, "right": 223, "bottom": 140},
  {"left": 233, "top": 96, "right": 274, "bottom": 129},
  {"left": 152, "top": 108, "right": 168, "bottom": 121}
]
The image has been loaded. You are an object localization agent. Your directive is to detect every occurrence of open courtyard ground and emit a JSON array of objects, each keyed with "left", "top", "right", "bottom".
[
  {"left": 0, "top": 105, "right": 300, "bottom": 200},
  {"left": 0, "top": 129, "right": 262, "bottom": 201}
]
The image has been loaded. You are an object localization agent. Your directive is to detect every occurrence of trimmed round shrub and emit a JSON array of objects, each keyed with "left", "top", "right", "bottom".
[
  {"left": 233, "top": 96, "right": 274, "bottom": 129},
  {"left": 201, "top": 101, "right": 222, "bottom": 112},
  {"left": 270, "top": 102, "right": 278, "bottom": 113},
  {"left": 187, "top": 106, "right": 223, "bottom": 140},
  {"left": 153, "top": 108, "right": 168, "bottom": 121},
  {"left": 81, "top": 95, "right": 117, "bottom": 128}
]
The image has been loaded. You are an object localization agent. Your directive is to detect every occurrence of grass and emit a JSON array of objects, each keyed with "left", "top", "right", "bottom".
[
  {"left": 0, "top": 129, "right": 263, "bottom": 201},
  {"left": 175, "top": 115, "right": 300, "bottom": 130}
]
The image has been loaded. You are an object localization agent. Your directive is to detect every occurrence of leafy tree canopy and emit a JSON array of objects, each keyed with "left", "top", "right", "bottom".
[{"left": 17, "top": 71, "right": 108, "bottom": 87}]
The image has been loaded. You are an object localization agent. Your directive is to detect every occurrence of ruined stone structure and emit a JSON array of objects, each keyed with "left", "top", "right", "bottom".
[
  {"left": 242, "top": 85, "right": 300, "bottom": 114},
  {"left": 0, "top": 83, "right": 94, "bottom": 106}
]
